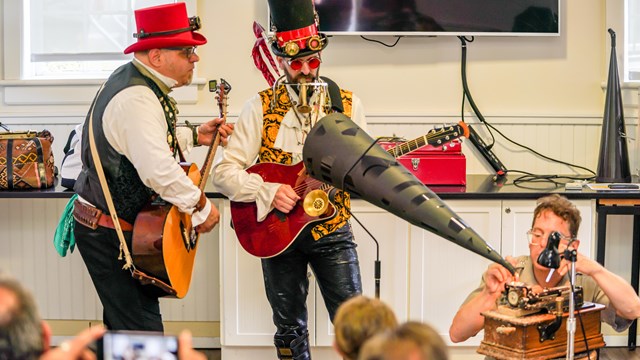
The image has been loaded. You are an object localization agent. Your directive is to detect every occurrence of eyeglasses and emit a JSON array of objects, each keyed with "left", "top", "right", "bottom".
[
  {"left": 527, "top": 229, "right": 573, "bottom": 249},
  {"left": 166, "top": 46, "right": 197, "bottom": 58},
  {"left": 286, "top": 57, "right": 322, "bottom": 71}
]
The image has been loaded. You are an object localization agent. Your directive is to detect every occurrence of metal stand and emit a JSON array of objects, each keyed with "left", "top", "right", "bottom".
[{"left": 565, "top": 246, "right": 578, "bottom": 360}]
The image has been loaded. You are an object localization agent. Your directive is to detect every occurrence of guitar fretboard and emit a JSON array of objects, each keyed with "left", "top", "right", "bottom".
[{"left": 385, "top": 124, "right": 463, "bottom": 157}]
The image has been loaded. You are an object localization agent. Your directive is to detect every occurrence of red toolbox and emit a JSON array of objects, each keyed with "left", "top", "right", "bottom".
[{"left": 380, "top": 140, "right": 466, "bottom": 186}]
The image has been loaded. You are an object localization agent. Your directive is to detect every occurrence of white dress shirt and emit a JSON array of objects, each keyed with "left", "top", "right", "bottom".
[{"left": 81, "top": 59, "right": 210, "bottom": 225}]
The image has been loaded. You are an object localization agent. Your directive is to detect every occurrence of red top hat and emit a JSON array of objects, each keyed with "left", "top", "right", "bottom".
[{"left": 124, "top": 3, "right": 207, "bottom": 54}]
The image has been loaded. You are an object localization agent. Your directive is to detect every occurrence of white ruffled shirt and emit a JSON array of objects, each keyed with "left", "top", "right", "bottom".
[{"left": 213, "top": 82, "right": 367, "bottom": 221}]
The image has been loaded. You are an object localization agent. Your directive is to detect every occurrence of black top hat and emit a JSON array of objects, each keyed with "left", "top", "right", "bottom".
[{"left": 268, "top": 0, "right": 329, "bottom": 58}]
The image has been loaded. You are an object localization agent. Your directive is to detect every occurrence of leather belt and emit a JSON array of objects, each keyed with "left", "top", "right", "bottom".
[{"left": 73, "top": 199, "right": 133, "bottom": 232}]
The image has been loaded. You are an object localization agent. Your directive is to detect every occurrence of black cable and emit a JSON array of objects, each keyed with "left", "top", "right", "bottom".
[
  {"left": 360, "top": 35, "right": 403, "bottom": 47},
  {"left": 458, "top": 36, "right": 496, "bottom": 148},
  {"left": 345, "top": 207, "right": 382, "bottom": 299},
  {"left": 507, "top": 171, "right": 594, "bottom": 190},
  {"left": 457, "top": 36, "right": 596, "bottom": 184},
  {"left": 340, "top": 139, "right": 385, "bottom": 299}
]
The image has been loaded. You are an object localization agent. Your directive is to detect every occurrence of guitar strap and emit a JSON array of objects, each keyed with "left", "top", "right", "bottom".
[
  {"left": 87, "top": 85, "right": 179, "bottom": 296},
  {"left": 87, "top": 84, "right": 136, "bottom": 272}
]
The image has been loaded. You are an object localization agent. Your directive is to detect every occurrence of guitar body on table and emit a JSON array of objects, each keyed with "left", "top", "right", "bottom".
[
  {"left": 131, "top": 79, "right": 230, "bottom": 298},
  {"left": 230, "top": 121, "right": 469, "bottom": 259}
]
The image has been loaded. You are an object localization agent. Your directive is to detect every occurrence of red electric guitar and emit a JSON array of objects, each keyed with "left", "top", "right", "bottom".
[
  {"left": 131, "top": 79, "right": 230, "bottom": 298},
  {"left": 230, "top": 121, "right": 469, "bottom": 258}
]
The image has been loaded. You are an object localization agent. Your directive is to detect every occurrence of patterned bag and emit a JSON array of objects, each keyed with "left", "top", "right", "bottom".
[{"left": 0, "top": 130, "right": 56, "bottom": 189}]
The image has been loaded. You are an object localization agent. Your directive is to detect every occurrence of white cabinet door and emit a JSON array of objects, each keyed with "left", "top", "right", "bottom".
[
  {"left": 220, "top": 200, "right": 318, "bottom": 346},
  {"left": 315, "top": 200, "right": 411, "bottom": 346},
  {"left": 407, "top": 199, "right": 503, "bottom": 347}
]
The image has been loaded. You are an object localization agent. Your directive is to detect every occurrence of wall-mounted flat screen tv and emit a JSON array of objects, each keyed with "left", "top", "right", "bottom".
[{"left": 274, "top": 0, "right": 560, "bottom": 37}]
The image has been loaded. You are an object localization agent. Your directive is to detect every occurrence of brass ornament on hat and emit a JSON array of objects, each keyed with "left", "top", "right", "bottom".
[
  {"left": 284, "top": 41, "right": 300, "bottom": 57},
  {"left": 307, "top": 35, "right": 322, "bottom": 51}
]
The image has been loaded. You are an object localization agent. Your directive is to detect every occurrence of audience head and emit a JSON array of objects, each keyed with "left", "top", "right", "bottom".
[
  {"left": 333, "top": 295, "right": 398, "bottom": 360},
  {"left": 358, "top": 321, "right": 448, "bottom": 360},
  {"left": 0, "top": 273, "right": 48, "bottom": 359}
]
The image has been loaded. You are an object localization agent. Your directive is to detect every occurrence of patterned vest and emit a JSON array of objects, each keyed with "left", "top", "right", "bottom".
[{"left": 257, "top": 84, "right": 354, "bottom": 240}]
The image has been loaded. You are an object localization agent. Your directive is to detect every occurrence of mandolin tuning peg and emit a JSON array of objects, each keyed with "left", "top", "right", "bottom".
[{"left": 208, "top": 80, "right": 217, "bottom": 93}]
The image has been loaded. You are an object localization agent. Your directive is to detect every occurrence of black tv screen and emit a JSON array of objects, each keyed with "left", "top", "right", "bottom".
[{"left": 307, "top": 0, "right": 559, "bottom": 36}]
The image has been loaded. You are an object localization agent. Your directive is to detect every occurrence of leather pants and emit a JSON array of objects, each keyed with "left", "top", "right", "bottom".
[{"left": 262, "top": 223, "right": 362, "bottom": 359}]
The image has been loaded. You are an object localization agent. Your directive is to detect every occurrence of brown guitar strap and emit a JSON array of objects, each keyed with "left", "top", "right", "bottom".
[{"left": 87, "top": 85, "right": 135, "bottom": 272}]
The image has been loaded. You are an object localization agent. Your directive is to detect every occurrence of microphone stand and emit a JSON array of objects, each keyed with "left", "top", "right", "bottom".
[{"left": 564, "top": 244, "right": 578, "bottom": 360}]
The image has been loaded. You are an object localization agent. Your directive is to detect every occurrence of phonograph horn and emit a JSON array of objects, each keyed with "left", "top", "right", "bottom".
[
  {"left": 596, "top": 28, "right": 631, "bottom": 183},
  {"left": 302, "top": 113, "right": 515, "bottom": 274}
]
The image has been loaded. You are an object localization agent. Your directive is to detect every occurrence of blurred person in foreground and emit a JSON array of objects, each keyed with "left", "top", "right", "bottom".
[
  {"left": 333, "top": 295, "right": 398, "bottom": 360},
  {"left": 358, "top": 321, "right": 448, "bottom": 360}
]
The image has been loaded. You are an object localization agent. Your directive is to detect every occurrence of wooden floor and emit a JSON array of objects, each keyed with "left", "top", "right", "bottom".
[
  {"left": 600, "top": 347, "right": 640, "bottom": 360},
  {"left": 201, "top": 348, "right": 640, "bottom": 359}
]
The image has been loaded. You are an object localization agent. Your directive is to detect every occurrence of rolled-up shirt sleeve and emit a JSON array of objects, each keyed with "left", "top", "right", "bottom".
[
  {"left": 103, "top": 86, "right": 205, "bottom": 218},
  {"left": 212, "top": 95, "right": 280, "bottom": 221}
]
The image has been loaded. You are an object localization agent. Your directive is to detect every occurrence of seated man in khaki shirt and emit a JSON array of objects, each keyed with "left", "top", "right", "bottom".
[{"left": 449, "top": 194, "right": 640, "bottom": 344}]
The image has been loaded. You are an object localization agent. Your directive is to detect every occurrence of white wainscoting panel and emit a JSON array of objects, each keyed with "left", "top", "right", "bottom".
[{"left": 0, "top": 198, "right": 220, "bottom": 322}]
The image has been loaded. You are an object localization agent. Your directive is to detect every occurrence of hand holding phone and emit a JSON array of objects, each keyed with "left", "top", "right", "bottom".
[
  {"left": 40, "top": 326, "right": 106, "bottom": 360},
  {"left": 97, "top": 331, "right": 178, "bottom": 360}
]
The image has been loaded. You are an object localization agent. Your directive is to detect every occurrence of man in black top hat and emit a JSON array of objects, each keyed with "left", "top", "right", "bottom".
[{"left": 213, "top": 0, "right": 367, "bottom": 358}]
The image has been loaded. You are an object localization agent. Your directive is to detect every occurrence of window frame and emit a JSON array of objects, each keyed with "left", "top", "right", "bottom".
[
  {"left": 606, "top": 0, "right": 639, "bottom": 86},
  {"left": 1, "top": 0, "right": 202, "bottom": 108}
]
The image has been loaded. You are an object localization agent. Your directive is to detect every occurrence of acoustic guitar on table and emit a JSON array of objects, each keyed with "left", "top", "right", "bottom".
[
  {"left": 132, "top": 79, "right": 230, "bottom": 298},
  {"left": 230, "top": 121, "right": 469, "bottom": 258}
]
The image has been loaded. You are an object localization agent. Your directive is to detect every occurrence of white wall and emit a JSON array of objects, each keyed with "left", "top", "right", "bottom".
[{"left": 1, "top": 0, "right": 637, "bottom": 176}]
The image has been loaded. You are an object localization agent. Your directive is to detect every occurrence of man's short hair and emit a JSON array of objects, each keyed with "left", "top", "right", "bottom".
[{"left": 532, "top": 194, "right": 582, "bottom": 238}]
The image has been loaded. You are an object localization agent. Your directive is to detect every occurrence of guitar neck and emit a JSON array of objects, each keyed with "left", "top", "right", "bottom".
[
  {"left": 198, "top": 79, "right": 229, "bottom": 191},
  {"left": 198, "top": 132, "right": 221, "bottom": 191},
  {"left": 386, "top": 135, "right": 429, "bottom": 157},
  {"left": 384, "top": 122, "right": 468, "bottom": 157}
]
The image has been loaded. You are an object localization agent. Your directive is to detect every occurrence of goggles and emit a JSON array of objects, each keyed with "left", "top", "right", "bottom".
[
  {"left": 526, "top": 229, "right": 573, "bottom": 248},
  {"left": 287, "top": 57, "right": 322, "bottom": 71}
]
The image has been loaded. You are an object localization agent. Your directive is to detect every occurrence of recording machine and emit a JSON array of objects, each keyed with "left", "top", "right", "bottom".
[
  {"left": 477, "top": 282, "right": 605, "bottom": 360},
  {"left": 498, "top": 282, "right": 584, "bottom": 317}
]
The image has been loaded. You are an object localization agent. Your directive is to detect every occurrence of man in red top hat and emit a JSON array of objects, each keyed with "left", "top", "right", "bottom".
[
  {"left": 214, "top": 0, "right": 367, "bottom": 358},
  {"left": 73, "top": 2, "right": 232, "bottom": 331}
]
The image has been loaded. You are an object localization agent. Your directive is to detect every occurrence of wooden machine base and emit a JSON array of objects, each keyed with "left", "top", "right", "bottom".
[{"left": 478, "top": 303, "right": 606, "bottom": 360}]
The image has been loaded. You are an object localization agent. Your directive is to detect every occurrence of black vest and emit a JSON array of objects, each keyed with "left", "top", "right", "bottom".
[{"left": 74, "top": 63, "right": 173, "bottom": 224}]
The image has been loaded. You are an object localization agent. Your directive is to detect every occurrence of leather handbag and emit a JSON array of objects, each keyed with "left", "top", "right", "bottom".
[{"left": 0, "top": 130, "right": 56, "bottom": 189}]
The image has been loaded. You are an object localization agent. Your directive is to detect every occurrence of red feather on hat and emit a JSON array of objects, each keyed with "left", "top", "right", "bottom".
[{"left": 252, "top": 22, "right": 281, "bottom": 87}]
